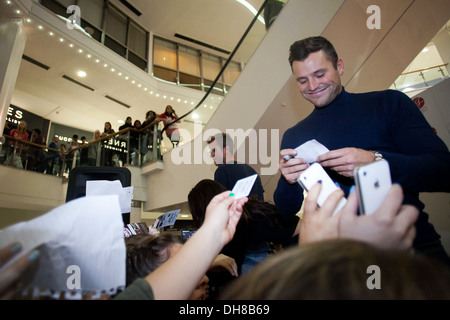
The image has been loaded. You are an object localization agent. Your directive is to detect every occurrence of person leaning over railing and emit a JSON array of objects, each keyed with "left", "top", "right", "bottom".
[
  {"left": 88, "top": 130, "right": 102, "bottom": 166},
  {"left": 39, "top": 135, "right": 59, "bottom": 174},
  {"left": 4, "top": 121, "right": 28, "bottom": 169}
]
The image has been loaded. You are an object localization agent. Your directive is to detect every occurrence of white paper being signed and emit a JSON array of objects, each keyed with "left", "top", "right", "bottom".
[
  {"left": 294, "top": 139, "right": 329, "bottom": 164},
  {"left": 0, "top": 195, "right": 126, "bottom": 298}
]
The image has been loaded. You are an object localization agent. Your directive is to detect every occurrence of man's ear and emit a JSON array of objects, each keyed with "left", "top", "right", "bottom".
[{"left": 337, "top": 58, "right": 344, "bottom": 77}]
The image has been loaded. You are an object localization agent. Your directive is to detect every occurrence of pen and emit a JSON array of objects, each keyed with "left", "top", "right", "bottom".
[{"left": 283, "top": 155, "right": 295, "bottom": 161}]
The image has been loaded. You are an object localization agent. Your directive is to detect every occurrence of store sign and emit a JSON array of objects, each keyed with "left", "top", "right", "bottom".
[
  {"left": 104, "top": 137, "right": 128, "bottom": 153},
  {"left": 6, "top": 105, "right": 50, "bottom": 142},
  {"left": 6, "top": 106, "right": 24, "bottom": 123}
]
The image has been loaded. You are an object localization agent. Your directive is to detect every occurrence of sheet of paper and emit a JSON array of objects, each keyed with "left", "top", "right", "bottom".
[
  {"left": 0, "top": 195, "right": 126, "bottom": 299},
  {"left": 86, "top": 180, "right": 133, "bottom": 213},
  {"left": 231, "top": 174, "right": 258, "bottom": 199},
  {"left": 295, "top": 139, "right": 329, "bottom": 164},
  {"left": 155, "top": 209, "right": 181, "bottom": 228}
]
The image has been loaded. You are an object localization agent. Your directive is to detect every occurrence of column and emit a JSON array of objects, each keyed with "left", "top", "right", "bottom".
[{"left": 0, "top": 19, "right": 26, "bottom": 135}]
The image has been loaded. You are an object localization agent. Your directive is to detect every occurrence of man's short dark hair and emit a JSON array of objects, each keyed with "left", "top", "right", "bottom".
[
  {"left": 207, "top": 133, "right": 234, "bottom": 153},
  {"left": 288, "top": 36, "right": 339, "bottom": 69}
]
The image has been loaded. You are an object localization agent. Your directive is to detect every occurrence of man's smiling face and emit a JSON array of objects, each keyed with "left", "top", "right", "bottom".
[{"left": 292, "top": 50, "right": 344, "bottom": 108}]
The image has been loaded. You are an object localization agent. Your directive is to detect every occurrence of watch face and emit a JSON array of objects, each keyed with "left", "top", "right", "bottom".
[{"left": 371, "top": 151, "right": 383, "bottom": 161}]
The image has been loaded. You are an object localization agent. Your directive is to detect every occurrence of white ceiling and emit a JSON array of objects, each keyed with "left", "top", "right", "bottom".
[{"left": 4, "top": 0, "right": 267, "bottom": 145}]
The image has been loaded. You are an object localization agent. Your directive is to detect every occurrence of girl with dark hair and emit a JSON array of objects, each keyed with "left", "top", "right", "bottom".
[{"left": 188, "top": 179, "right": 300, "bottom": 297}]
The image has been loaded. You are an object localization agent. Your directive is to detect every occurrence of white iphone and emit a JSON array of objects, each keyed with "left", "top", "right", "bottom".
[
  {"left": 298, "top": 163, "right": 346, "bottom": 216},
  {"left": 354, "top": 159, "right": 392, "bottom": 215}
]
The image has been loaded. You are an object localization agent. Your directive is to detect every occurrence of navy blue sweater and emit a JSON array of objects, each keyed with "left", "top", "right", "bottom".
[{"left": 274, "top": 88, "right": 450, "bottom": 246}]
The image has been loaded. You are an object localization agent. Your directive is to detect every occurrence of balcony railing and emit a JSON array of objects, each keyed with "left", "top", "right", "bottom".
[
  {"left": 391, "top": 63, "right": 449, "bottom": 94},
  {"left": 1, "top": 121, "right": 162, "bottom": 177}
]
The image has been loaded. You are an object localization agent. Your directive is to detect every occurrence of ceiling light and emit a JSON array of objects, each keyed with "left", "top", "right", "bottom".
[
  {"left": 49, "top": 31, "right": 54, "bottom": 36},
  {"left": 69, "top": 43, "right": 74, "bottom": 48},
  {"left": 95, "top": 59, "right": 100, "bottom": 63},
  {"left": 192, "top": 113, "right": 199, "bottom": 119},
  {"left": 77, "top": 70, "right": 87, "bottom": 77},
  {"left": 422, "top": 47, "right": 429, "bottom": 53},
  {"left": 234, "top": 0, "right": 265, "bottom": 25},
  {"left": 38, "top": 25, "right": 43, "bottom": 30},
  {"left": 59, "top": 38, "right": 64, "bottom": 42},
  {"left": 87, "top": 54, "right": 91, "bottom": 58}
]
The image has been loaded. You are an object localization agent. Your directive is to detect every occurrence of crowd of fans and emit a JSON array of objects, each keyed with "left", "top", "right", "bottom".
[{"left": 0, "top": 106, "right": 180, "bottom": 175}]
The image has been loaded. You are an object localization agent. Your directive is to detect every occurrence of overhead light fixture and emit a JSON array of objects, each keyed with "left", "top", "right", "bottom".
[
  {"left": 77, "top": 70, "right": 87, "bottom": 77},
  {"left": 235, "top": 0, "right": 265, "bottom": 25}
]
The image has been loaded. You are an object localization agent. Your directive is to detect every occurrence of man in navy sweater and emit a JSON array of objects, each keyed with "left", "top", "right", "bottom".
[{"left": 274, "top": 36, "right": 450, "bottom": 265}]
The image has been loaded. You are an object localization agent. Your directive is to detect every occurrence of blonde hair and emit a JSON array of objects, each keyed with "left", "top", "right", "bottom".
[{"left": 221, "top": 239, "right": 450, "bottom": 300}]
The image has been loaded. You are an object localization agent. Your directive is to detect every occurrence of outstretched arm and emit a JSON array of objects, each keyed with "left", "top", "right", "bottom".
[{"left": 146, "top": 191, "right": 247, "bottom": 300}]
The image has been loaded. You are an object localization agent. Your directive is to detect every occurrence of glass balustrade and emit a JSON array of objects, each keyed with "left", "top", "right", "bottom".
[{"left": 391, "top": 63, "right": 449, "bottom": 94}]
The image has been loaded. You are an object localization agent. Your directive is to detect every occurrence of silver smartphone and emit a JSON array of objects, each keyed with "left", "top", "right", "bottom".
[{"left": 354, "top": 159, "right": 392, "bottom": 215}]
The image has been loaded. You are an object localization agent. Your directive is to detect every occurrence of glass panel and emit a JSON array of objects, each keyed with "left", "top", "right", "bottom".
[
  {"left": 153, "top": 66, "right": 177, "bottom": 83},
  {"left": 179, "top": 72, "right": 202, "bottom": 90},
  {"left": 128, "top": 51, "right": 147, "bottom": 71},
  {"left": 202, "top": 53, "right": 222, "bottom": 81},
  {"left": 179, "top": 45, "right": 200, "bottom": 76},
  {"left": 40, "top": 0, "right": 68, "bottom": 17},
  {"left": 105, "top": 35, "right": 126, "bottom": 58},
  {"left": 80, "top": 19, "right": 102, "bottom": 42},
  {"left": 78, "top": 0, "right": 105, "bottom": 29},
  {"left": 106, "top": 6, "right": 127, "bottom": 45},
  {"left": 223, "top": 61, "right": 241, "bottom": 85},
  {"left": 204, "top": 79, "right": 225, "bottom": 96},
  {"left": 55, "top": 0, "right": 76, "bottom": 8},
  {"left": 153, "top": 40, "right": 177, "bottom": 70},
  {"left": 128, "top": 22, "right": 148, "bottom": 59}
]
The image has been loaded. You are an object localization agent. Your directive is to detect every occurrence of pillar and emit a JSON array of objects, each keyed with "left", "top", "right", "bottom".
[{"left": 0, "top": 19, "right": 26, "bottom": 135}]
